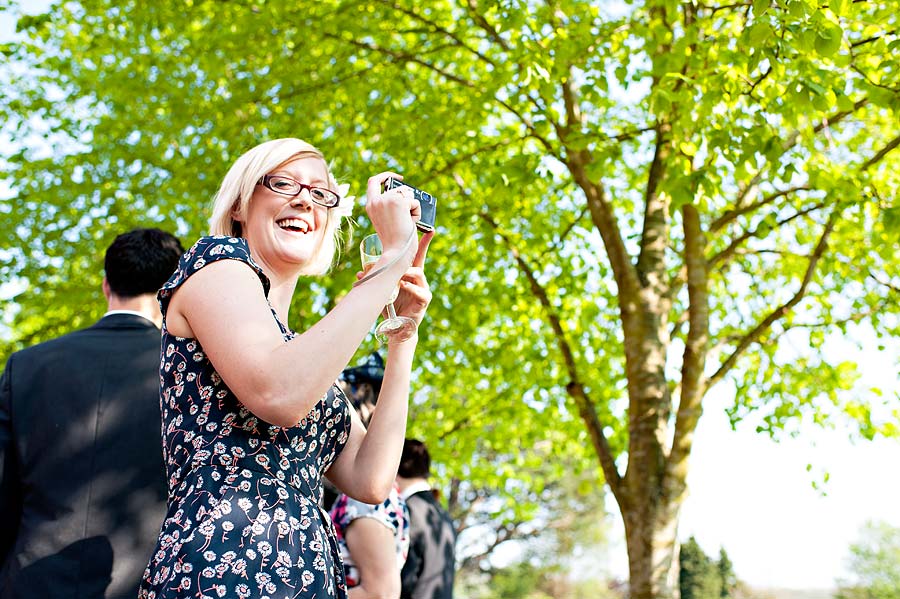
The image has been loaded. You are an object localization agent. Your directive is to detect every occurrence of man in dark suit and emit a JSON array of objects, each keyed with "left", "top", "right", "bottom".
[
  {"left": 398, "top": 439, "right": 456, "bottom": 599},
  {"left": 0, "top": 228, "right": 183, "bottom": 599}
]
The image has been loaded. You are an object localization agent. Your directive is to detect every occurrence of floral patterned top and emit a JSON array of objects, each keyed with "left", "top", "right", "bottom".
[
  {"left": 139, "top": 236, "right": 352, "bottom": 599},
  {"left": 329, "top": 484, "right": 410, "bottom": 587}
]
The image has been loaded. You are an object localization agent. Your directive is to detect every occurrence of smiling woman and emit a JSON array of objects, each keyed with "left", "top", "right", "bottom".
[
  {"left": 138, "top": 138, "right": 436, "bottom": 599},
  {"left": 207, "top": 140, "right": 345, "bottom": 276}
]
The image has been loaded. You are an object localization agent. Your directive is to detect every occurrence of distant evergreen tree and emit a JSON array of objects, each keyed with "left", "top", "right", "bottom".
[
  {"left": 717, "top": 548, "right": 737, "bottom": 598},
  {"left": 679, "top": 537, "right": 720, "bottom": 599},
  {"left": 679, "top": 538, "right": 739, "bottom": 599}
]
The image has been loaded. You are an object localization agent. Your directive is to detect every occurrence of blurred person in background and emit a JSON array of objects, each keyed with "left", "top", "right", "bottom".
[
  {"left": 330, "top": 352, "right": 410, "bottom": 599},
  {"left": 0, "top": 228, "right": 184, "bottom": 599},
  {"left": 397, "top": 439, "right": 456, "bottom": 599}
]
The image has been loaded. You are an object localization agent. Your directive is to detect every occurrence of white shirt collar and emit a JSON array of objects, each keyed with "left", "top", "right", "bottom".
[
  {"left": 103, "top": 310, "right": 157, "bottom": 326},
  {"left": 400, "top": 480, "right": 432, "bottom": 500}
]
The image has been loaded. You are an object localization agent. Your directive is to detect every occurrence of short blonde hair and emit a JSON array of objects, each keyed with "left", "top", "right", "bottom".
[{"left": 208, "top": 138, "right": 347, "bottom": 275}]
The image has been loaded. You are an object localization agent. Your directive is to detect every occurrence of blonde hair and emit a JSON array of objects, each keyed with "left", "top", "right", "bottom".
[{"left": 208, "top": 138, "right": 347, "bottom": 275}]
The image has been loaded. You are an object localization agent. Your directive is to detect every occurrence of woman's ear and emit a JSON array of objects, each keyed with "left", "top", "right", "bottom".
[{"left": 230, "top": 202, "right": 244, "bottom": 236}]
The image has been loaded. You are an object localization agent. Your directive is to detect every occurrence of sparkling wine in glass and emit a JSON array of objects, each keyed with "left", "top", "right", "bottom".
[{"left": 360, "top": 233, "right": 417, "bottom": 343}]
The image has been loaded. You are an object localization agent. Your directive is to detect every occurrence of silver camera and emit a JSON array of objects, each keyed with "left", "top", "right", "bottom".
[{"left": 382, "top": 178, "right": 437, "bottom": 233}]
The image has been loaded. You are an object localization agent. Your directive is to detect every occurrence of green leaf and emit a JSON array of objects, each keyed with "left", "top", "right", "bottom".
[
  {"left": 752, "top": 0, "right": 771, "bottom": 17},
  {"left": 830, "top": 0, "right": 847, "bottom": 17},
  {"left": 814, "top": 22, "right": 843, "bottom": 57},
  {"left": 747, "top": 22, "right": 774, "bottom": 46}
]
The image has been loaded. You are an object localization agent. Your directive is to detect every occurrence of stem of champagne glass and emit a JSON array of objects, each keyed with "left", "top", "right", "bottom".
[{"left": 386, "top": 303, "right": 399, "bottom": 320}]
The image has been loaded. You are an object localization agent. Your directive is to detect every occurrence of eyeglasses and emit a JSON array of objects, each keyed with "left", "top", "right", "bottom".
[{"left": 257, "top": 174, "right": 340, "bottom": 208}]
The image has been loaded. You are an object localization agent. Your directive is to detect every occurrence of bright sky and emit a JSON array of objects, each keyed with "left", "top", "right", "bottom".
[
  {"left": 600, "top": 327, "right": 900, "bottom": 591},
  {"left": 4, "top": 1, "right": 898, "bottom": 593},
  {"left": 681, "top": 406, "right": 899, "bottom": 589}
]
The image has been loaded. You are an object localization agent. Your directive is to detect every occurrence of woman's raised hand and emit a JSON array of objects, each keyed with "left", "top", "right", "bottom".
[{"left": 365, "top": 172, "right": 420, "bottom": 255}]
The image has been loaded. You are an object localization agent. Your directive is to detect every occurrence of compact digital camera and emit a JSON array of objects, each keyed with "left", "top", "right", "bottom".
[{"left": 382, "top": 177, "right": 437, "bottom": 233}]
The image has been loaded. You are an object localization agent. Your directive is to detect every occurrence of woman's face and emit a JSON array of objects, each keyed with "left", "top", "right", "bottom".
[{"left": 237, "top": 155, "right": 332, "bottom": 275}]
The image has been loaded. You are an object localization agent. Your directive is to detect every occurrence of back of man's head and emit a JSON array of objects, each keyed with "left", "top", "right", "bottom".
[
  {"left": 398, "top": 438, "right": 431, "bottom": 479},
  {"left": 104, "top": 228, "right": 184, "bottom": 298}
]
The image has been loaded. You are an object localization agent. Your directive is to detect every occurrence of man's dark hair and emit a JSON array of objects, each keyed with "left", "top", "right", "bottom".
[
  {"left": 398, "top": 438, "right": 431, "bottom": 479},
  {"left": 104, "top": 228, "right": 183, "bottom": 298}
]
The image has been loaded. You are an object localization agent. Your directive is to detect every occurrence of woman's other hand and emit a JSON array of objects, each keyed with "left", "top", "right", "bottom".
[{"left": 390, "top": 231, "right": 434, "bottom": 328}]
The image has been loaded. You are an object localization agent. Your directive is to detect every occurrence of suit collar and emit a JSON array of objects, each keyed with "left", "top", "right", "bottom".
[{"left": 92, "top": 312, "right": 160, "bottom": 331}]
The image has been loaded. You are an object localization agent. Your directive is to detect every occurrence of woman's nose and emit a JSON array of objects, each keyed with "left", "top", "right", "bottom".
[{"left": 290, "top": 190, "right": 312, "bottom": 209}]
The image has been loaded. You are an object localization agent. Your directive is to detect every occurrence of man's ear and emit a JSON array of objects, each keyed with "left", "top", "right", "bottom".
[{"left": 102, "top": 277, "right": 112, "bottom": 301}]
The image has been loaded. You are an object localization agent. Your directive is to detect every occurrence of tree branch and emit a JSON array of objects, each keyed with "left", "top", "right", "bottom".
[
  {"left": 732, "top": 100, "right": 868, "bottom": 208},
  {"left": 705, "top": 2, "right": 753, "bottom": 15},
  {"left": 273, "top": 63, "right": 382, "bottom": 98},
  {"left": 320, "top": 33, "right": 476, "bottom": 88},
  {"left": 448, "top": 477, "right": 461, "bottom": 519},
  {"left": 608, "top": 124, "right": 658, "bottom": 143},
  {"left": 476, "top": 206, "right": 624, "bottom": 501},
  {"left": 708, "top": 209, "right": 841, "bottom": 387},
  {"left": 710, "top": 185, "right": 811, "bottom": 233},
  {"left": 450, "top": 490, "right": 485, "bottom": 537},
  {"left": 741, "top": 64, "right": 772, "bottom": 98},
  {"left": 708, "top": 201, "right": 826, "bottom": 269},
  {"left": 668, "top": 203, "right": 709, "bottom": 480},
  {"left": 458, "top": 521, "right": 538, "bottom": 573},
  {"left": 787, "top": 301, "right": 884, "bottom": 329},
  {"left": 376, "top": 0, "right": 497, "bottom": 66},
  {"left": 565, "top": 150, "right": 640, "bottom": 298},
  {"left": 861, "top": 134, "right": 900, "bottom": 171},
  {"left": 850, "top": 30, "right": 898, "bottom": 48},
  {"left": 491, "top": 95, "right": 558, "bottom": 156},
  {"left": 462, "top": 0, "right": 511, "bottom": 52},
  {"left": 868, "top": 271, "right": 900, "bottom": 295},
  {"left": 435, "top": 389, "right": 515, "bottom": 440},
  {"left": 537, "top": 205, "right": 590, "bottom": 263},
  {"left": 636, "top": 124, "right": 672, "bottom": 286},
  {"left": 561, "top": 67, "right": 583, "bottom": 130},
  {"left": 432, "top": 138, "right": 525, "bottom": 180}
]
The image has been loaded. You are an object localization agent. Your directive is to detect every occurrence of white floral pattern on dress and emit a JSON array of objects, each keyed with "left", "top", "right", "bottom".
[{"left": 140, "top": 236, "right": 351, "bottom": 599}]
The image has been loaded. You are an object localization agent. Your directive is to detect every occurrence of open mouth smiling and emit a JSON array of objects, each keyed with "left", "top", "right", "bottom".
[{"left": 276, "top": 217, "right": 311, "bottom": 234}]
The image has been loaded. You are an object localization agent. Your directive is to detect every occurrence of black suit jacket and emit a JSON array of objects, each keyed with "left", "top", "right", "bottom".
[
  {"left": 0, "top": 314, "right": 168, "bottom": 599},
  {"left": 400, "top": 490, "right": 456, "bottom": 599}
]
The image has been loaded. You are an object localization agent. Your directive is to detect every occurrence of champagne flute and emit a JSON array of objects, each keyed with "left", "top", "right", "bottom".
[{"left": 360, "top": 233, "right": 417, "bottom": 343}]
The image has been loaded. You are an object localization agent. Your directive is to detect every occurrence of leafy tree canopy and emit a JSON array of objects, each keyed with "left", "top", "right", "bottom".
[{"left": 2, "top": 0, "right": 899, "bottom": 596}]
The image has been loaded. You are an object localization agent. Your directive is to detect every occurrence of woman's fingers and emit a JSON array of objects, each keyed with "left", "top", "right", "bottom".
[
  {"left": 412, "top": 231, "right": 435, "bottom": 267},
  {"left": 365, "top": 172, "right": 403, "bottom": 200},
  {"left": 392, "top": 265, "right": 432, "bottom": 325},
  {"left": 399, "top": 266, "right": 427, "bottom": 286}
]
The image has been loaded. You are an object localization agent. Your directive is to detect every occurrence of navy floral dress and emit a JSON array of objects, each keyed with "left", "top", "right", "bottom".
[{"left": 140, "top": 236, "right": 351, "bottom": 599}]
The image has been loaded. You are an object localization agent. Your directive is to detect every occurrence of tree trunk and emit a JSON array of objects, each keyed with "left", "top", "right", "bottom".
[{"left": 622, "top": 495, "right": 681, "bottom": 599}]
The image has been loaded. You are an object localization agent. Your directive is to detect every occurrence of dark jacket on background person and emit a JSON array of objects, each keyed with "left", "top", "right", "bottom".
[
  {"left": 400, "top": 489, "right": 456, "bottom": 599},
  {"left": 0, "top": 314, "right": 168, "bottom": 599}
]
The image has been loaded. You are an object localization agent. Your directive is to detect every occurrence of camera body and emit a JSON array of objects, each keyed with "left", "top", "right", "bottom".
[{"left": 382, "top": 178, "right": 437, "bottom": 233}]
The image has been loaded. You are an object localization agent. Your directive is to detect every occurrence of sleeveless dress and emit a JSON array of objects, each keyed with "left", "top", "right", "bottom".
[
  {"left": 139, "top": 236, "right": 351, "bottom": 599},
  {"left": 329, "top": 484, "right": 409, "bottom": 587}
]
